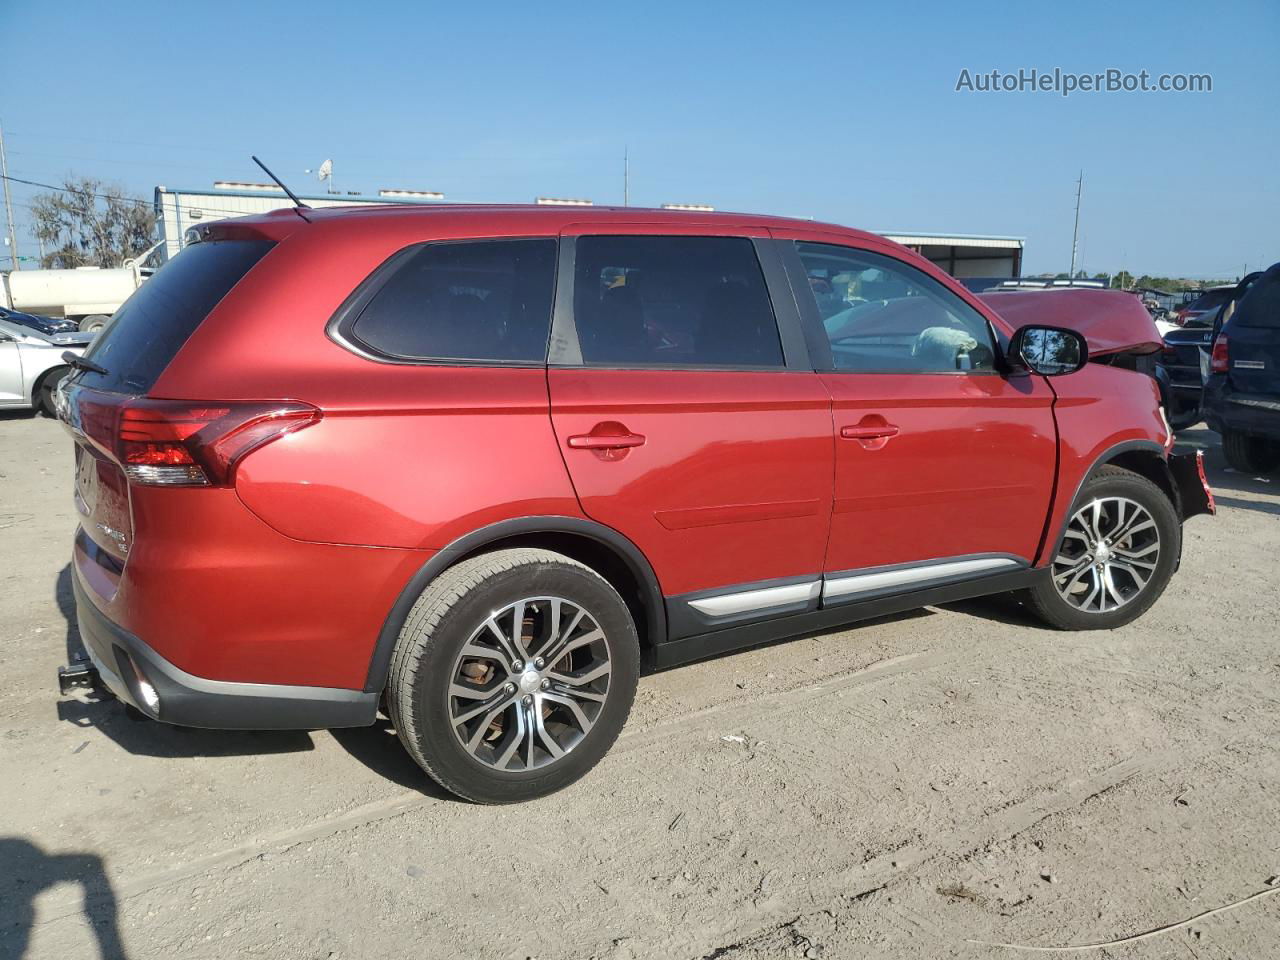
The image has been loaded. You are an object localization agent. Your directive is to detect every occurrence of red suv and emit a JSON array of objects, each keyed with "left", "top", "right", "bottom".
[{"left": 58, "top": 206, "right": 1214, "bottom": 802}]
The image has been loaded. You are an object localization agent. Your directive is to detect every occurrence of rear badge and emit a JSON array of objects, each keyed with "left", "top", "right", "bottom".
[{"left": 95, "top": 522, "right": 129, "bottom": 554}]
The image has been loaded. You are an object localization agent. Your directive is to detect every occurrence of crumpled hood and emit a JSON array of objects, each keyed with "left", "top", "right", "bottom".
[{"left": 978, "top": 288, "right": 1164, "bottom": 358}]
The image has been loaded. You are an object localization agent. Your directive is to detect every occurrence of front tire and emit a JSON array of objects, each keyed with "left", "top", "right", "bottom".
[
  {"left": 386, "top": 548, "right": 640, "bottom": 803},
  {"left": 36, "top": 368, "right": 69, "bottom": 418},
  {"left": 1223, "top": 429, "right": 1280, "bottom": 474},
  {"left": 1024, "top": 465, "right": 1179, "bottom": 630}
]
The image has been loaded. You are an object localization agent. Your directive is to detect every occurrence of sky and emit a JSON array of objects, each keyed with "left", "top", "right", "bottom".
[{"left": 2, "top": 0, "right": 1276, "bottom": 278}]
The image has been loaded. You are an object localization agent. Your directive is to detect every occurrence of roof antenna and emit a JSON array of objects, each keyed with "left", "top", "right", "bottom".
[{"left": 251, "top": 155, "right": 311, "bottom": 223}]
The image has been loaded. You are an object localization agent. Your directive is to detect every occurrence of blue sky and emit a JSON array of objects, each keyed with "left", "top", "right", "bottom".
[{"left": 2, "top": 0, "right": 1276, "bottom": 277}]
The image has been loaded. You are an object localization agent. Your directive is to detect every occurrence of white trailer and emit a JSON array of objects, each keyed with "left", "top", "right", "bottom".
[
  {"left": 0, "top": 184, "right": 441, "bottom": 332},
  {"left": 0, "top": 241, "right": 162, "bottom": 332}
]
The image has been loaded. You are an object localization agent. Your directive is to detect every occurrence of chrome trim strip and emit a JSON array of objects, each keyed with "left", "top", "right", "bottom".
[
  {"left": 823, "top": 556, "right": 1020, "bottom": 601},
  {"left": 689, "top": 580, "right": 821, "bottom": 617}
]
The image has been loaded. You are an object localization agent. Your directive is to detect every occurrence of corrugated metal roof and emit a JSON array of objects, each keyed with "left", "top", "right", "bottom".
[{"left": 880, "top": 232, "right": 1025, "bottom": 249}]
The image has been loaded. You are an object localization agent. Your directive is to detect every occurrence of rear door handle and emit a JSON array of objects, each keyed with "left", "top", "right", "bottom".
[
  {"left": 840, "top": 424, "right": 899, "bottom": 440},
  {"left": 567, "top": 432, "right": 646, "bottom": 450}
]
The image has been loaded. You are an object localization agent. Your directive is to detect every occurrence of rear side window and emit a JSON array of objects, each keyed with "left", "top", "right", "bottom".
[
  {"left": 76, "top": 240, "right": 273, "bottom": 393},
  {"left": 348, "top": 239, "right": 557, "bottom": 363},
  {"left": 1232, "top": 267, "right": 1280, "bottom": 328},
  {"left": 572, "top": 236, "right": 784, "bottom": 368},
  {"left": 794, "top": 242, "right": 996, "bottom": 373}
]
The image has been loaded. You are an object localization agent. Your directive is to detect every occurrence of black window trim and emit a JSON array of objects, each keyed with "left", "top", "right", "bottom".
[
  {"left": 779, "top": 239, "right": 1006, "bottom": 377},
  {"left": 547, "top": 234, "right": 813, "bottom": 373},
  {"left": 326, "top": 235, "right": 560, "bottom": 368}
]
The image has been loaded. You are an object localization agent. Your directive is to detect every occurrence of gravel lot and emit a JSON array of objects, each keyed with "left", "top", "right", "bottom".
[{"left": 2, "top": 409, "right": 1278, "bottom": 960}]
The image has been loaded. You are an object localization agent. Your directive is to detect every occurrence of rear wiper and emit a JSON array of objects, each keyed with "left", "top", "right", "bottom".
[{"left": 63, "top": 351, "right": 109, "bottom": 376}]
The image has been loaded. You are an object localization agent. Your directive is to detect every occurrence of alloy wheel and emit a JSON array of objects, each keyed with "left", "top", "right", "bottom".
[
  {"left": 1052, "top": 496, "right": 1161, "bottom": 613},
  {"left": 447, "top": 597, "right": 611, "bottom": 772}
]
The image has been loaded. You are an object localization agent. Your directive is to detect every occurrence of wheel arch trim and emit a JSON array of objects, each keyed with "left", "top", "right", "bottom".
[
  {"left": 1043, "top": 439, "right": 1175, "bottom": 565},
  {"left": 363, "top": 516, "right": 667, "bottom": 693}
]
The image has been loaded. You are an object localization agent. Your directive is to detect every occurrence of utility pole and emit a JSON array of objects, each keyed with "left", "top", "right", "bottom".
[
  {"left": 0, "top": 121, "right": 19, "bottom": 270},
  {"left": 623, "top": 146, "right": 629, "bottom": 207},
  {"left": 1068, "top": 170, "right": 1082, "bottom": 279}
]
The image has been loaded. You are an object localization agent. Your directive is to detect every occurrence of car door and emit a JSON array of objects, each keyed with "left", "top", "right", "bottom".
[
  {"left": 777, "top": 232, "right": 1058, "bottom": 604},
  {"left": 0, "top": 328, "right": 25, "bottom": 403},
  {"left": 547, "top": 225, "right": 834, "bottom": 635}
]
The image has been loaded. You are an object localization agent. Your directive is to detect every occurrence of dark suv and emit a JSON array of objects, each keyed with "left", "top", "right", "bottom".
[
  {"left": 1205, "top": 261, "right": 1280, "bottom": 473},
  {"left": 58, "top": 205, "right": 1213, "bottom": 803}
]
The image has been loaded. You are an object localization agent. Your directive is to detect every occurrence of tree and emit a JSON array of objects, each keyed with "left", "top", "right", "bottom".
[
  {"left": 30, "top": 177, "right": 155, "bottom": 269},
  {"left": 1111, "top": 270, "right": 1134, "bottom": 290}
]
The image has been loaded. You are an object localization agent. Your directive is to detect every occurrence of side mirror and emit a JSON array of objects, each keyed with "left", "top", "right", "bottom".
[{"left": 1009, "top": 324, "right": 1088, "bottom": 376}]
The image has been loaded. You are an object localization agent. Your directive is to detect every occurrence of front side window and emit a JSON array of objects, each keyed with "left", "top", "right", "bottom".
[
  {"left": 349, "top": 239, "right": 557, "bottom": 363},
  {"left": 795, "top": 242, "right": 996, "bottom": 373},
  {"left": 573, "top": 235, "right": 784, "bottom": 368}
]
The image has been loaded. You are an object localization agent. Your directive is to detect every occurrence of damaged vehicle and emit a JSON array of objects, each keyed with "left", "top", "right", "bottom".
[
  {"left": 978, "top": 286, "right": 1193, "bottom": 427},
  {"left": 56, "top": 206, "right": 1214, "bottom": 803},
  {"left": 0, "top": 315, "right": 93, "bottom": 416}
]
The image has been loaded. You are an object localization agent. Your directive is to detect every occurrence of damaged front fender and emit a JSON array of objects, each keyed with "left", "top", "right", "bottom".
[{"left": 1169, "top": 449, "right": 1216, "bottom": 520}]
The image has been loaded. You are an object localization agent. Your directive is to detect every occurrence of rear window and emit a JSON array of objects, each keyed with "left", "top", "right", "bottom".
[
  {"left": 1187, "top": 289, "right": 1232, "bottom": 313},
  {"left": 75, "top": 240, "right": 273, "bottom": 394},
  {"left": 347, "top": 239, "right": 557, "bottom": 363}
]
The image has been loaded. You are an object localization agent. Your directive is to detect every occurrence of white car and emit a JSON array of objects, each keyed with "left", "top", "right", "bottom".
[{"left": 0, "top": 317, "right": 93, "bottom": 417}]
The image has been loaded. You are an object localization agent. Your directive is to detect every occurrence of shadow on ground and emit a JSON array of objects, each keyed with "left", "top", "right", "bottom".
[{"left": 0, "top": 838, "right": 129, "bottom": 959}]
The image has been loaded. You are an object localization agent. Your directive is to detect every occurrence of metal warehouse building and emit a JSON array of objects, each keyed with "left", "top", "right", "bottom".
[
  {"left": 880, "top": 231, "right": 1025, "bottom": 279},
  {"left": 155, "top": 186, "right": 1025, "bottom": 283},
  {"left": 154, "top": 184, "right": 444, "bottom": 259}
]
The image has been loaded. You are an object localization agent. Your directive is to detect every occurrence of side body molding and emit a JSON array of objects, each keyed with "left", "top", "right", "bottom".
[{"left": 665, "top": 553, "right": 1030, "bottom": 640}]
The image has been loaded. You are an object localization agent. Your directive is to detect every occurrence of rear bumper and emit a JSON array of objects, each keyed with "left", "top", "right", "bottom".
[
  {"left": 1203, "top": 379, "right": 1280, "bottom": 441},
  {"left": 72, "top": 570, "right": 378, "bottom": 730}
]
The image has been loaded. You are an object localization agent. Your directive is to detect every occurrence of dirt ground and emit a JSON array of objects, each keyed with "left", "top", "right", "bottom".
[{"left": 1, "top": 410, "right": 1278, "bottom": 960}]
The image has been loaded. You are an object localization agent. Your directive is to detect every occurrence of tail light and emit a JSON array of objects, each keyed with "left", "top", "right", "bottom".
[
  {"left": 109, "top": 400, "right": 320, "bottom": 487},
  {"left": 1210, "top": 334, "right": 1230, "bottom": 374}
]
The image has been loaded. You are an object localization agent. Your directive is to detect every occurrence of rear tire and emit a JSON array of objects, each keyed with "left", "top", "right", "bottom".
[
  {"left": 79, "top": 314, "right": 110, "bottom": 333},
  {"left": 386, "top": 548, "right": 640, "bottom": 804},
  {"left": 1223, "top": 429, "right": 1280, "bottom": 474},
  {"left": 1023, "top": 466, "right": 1179, "bottom": 631}
]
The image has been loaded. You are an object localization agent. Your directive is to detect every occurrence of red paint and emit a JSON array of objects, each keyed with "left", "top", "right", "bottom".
[
  {"left": 547, "top": 368, "right": 834, "bottom": 596},
  {"left": 61, "top": 205, "right": 1177, "bottom": 697},
  {"left": 1034, "top": 363, "right": 1171, "bottom": 565},
  {"left": 819, "top": 371, "right": 1058, "bottom": 571}
]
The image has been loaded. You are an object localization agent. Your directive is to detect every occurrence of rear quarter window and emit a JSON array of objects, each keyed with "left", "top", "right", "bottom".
[
  {"left": 74, "top": 240, "right": 273, "bottom": 394},
  {"left": 344, "top": 239, "right": 557, "bottom": 364}
]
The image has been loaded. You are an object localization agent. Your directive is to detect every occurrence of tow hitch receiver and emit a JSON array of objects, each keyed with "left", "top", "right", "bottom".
[{"left": 58, "top": 660, "right": 100, "bottom": 695}]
